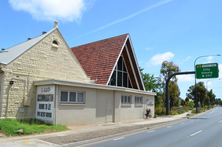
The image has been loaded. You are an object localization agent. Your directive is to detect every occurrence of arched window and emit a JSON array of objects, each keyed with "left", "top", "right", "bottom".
[{"left": 53, "top": 40, "right": 58, "bottom": 45}]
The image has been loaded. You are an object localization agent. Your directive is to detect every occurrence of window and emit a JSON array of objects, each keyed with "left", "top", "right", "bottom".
[
  {"left": 61, "top": 91, "right": 68, "bottom": 101},
  {"left": 60, "top": 91, "right": 84, "bottom": 103},
  {"left": 121, "top": 95, "right": 131, "bottom": 104},
  {"left": 135, "top": 96, "right": 143, "bottom": 104},
  {"left": 53, "top": 40, "right": 58, "bottom": 45},
  {"left": 52, "top": 40, "right": 59, "bottom": 49},
  {"left": 109, "top": 55, "right": 132, "bottom": 88}
]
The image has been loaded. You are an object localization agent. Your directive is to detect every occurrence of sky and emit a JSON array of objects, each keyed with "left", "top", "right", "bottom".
[{"left": 1, "top": 0, "right": 222, "bottom": 99}]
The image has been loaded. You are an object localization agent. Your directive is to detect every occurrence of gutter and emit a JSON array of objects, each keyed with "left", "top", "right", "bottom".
[{"left": 34, "top": 79, "right": 156, "bottom": 96}]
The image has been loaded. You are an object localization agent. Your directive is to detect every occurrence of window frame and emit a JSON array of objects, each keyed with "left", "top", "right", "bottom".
[
  {"left": 109, "top": 55, "right": 132, "bottom": 88},
  {"left": 121, "top": 95, "right": 131, "bottom": 104},
  {"left": 60, "top": 91, "right": 85, "bottom": 104},
  {"left": 135, "top": 96, "right": 143, "bottom": 105}
]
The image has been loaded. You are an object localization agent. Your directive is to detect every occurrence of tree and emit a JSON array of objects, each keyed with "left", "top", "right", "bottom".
[
  {"left": 160, "top": 61, "right": 180, "bottom": 83},
  {"left": 140, "top": 68, "right": 162, "bottom": 107},
  {"left": 180, "top": 98, "right": 186, "bottom": 106},
  {"left": 168, "top": 81, "right": 180, "bottom": 107},
  {"left": 186, "top": 82, "right": 207, "bottom": 107},
  {"left": 140, "top": 68, "right": 159, "bottom": 92},
  {"left": 207, "top": 89, "right": 216, "bottom": 106},
  {"left": 185, "top": 97, "right": 189, "bottom": 105},
  {"left": 160, "top": 61, "right": 180, "bottom": 111},
  {"left": 186, "top": 101, "right": 194, "bottom": 108}
]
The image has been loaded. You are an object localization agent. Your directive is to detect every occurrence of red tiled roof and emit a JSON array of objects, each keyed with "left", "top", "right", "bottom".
[{"left": 71, "top": 34, "right": 128, "bottom": 85}]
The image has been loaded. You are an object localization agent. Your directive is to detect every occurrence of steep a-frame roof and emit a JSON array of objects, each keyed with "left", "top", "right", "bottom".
[{"left": 71, "top": 34, "right": 145, "bottom": 91}]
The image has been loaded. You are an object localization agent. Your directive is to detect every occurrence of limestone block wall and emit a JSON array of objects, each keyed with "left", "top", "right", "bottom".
[{"left": 0, "top": 29, "right": 91, "bottom": 118}]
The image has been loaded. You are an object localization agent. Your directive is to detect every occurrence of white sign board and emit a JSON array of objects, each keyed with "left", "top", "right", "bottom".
[{"left": 36, "top": 86, "right": 55, "bottom": 121}]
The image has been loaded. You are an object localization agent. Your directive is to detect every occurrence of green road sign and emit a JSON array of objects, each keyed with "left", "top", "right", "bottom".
[{"left": 196, "top": 63, "right": 219, "bottom": 79}]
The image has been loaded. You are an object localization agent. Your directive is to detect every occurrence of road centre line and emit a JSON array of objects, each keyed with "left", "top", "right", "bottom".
[
  {"left": 190, "top": 130, "right": 203, "bottom": 137},
  {"left": 167, "top": 126, "right": 172, "bottom": 128},
  {"left": 113, "top": 137, "right": 125, "bottom": 141},
  {"left": 219, "top": 120, "right": 222, "bottom": 123},
  {"left": 181, "top": 123, "right": 184, "bottom": 124}
]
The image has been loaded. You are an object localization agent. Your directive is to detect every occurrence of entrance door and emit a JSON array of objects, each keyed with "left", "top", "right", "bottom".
[{"left": 106, "top": 98, "right": 113, "bottom": 123}]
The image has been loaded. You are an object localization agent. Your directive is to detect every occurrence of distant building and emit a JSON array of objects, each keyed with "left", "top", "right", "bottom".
[{"left": 0, "top": 22, "right": 155, "bottom": 125}]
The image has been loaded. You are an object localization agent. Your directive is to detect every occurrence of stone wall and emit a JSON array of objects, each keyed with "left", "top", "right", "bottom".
[{"left": 0, "top": 29, "right": 91, "bottom": 118}]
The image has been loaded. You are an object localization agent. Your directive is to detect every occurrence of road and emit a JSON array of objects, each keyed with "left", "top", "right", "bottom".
[{"left": 90, "top": 107, "right": 222, "bottom": 147}]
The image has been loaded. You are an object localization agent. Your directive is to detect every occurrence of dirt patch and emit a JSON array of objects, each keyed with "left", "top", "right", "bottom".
[{"left": 0, "top": 130, "right": 6, "bottom": 137}]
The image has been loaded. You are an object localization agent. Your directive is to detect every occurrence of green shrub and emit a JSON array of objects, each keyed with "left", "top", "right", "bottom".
[
  {"left": 169, "top": 110, "right": 178, "bottom": 115},
  {"left": 172, "top": 107, "right": 190, "bottom": 113},
  {"left": 155, "top": 108, "right": 165, "bottom": 115},
  {"left": 0, "top": 118, "right": 68, "bottom": 136}
]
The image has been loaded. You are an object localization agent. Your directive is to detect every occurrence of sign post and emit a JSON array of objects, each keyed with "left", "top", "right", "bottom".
[{"left": 196, "top": 63, "right": 219, "bottom": 79}]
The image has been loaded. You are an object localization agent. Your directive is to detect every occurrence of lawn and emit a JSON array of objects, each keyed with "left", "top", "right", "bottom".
[{"left": 0, "top": 118, "right": 68, "bottom": 136}]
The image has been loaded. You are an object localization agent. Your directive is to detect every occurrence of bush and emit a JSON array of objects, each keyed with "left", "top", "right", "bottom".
[
  {"left": 172, "top": 107, "right": 190, "bottom": 112},
  {"left": 155, "top": 108, "right": 165, "bottom": 115},
  {"left": 169, "top": 110, "right": 178, "bottom": 115}
]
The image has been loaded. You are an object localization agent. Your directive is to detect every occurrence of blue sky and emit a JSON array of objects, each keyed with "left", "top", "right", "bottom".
[{"left": 1, "top": 0, "right": 222, "bottom": 99}]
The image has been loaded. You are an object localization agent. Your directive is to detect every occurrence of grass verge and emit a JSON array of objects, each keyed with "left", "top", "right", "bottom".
[{"left": 0, "top": 118, "right": 68, "bottom": 136}]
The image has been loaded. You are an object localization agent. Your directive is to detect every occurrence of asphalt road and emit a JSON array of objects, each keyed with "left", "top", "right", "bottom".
[{"left": 90, "top": 107, "right": 222, "bottom": 147}]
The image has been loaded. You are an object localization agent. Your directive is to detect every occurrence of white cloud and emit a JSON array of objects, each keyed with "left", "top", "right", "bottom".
[
  {"left": 206, "top": 56, "right": 213, "bottom": 63},
  {"left": 146, "top": 52, "right": 174, "bottom": 66},
  {"left": 177, "top": 75, "right": 194, "bottom": 82},
  {"left": 9, "top": 0, "right": 91, "bottom": 22},
  {"left": 206, "top": 81, "right": 212, "bottom": 90}
]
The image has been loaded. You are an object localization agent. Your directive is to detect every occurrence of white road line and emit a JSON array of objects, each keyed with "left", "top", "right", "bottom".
[
  {"left": 113, "top": 137, "right": 125, "bottom": 141},
  {"left": 190, "top": 130, "right": 203, "bottom": 137},
  {"left": 209, "top": 110, "right": 215, "bottom": 114},
  {"left": 219, "top": 120, "right": 222, "bottom": 123},
  {"left": 181, "top": 123, "right": 184, "bottom": 125},
  {"left": 167, "top": 126, "right": 172, "bottom": 128},
  {"left": 147, "top": 130, "right": 155, "bottom": 133}
]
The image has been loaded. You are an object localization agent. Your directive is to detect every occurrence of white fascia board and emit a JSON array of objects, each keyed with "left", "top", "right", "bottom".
[
  {"left": 106, "top": 34, "right": 129, "bottom": 85},
  {"left": 34, "top": 79, "right": 156, "bottom": 96},
  {"left": 127, "top": 35, "right": 146, "bottom": 91},
  {"left": 0, "top": 62, "right": 6, "bottom": 65}
]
